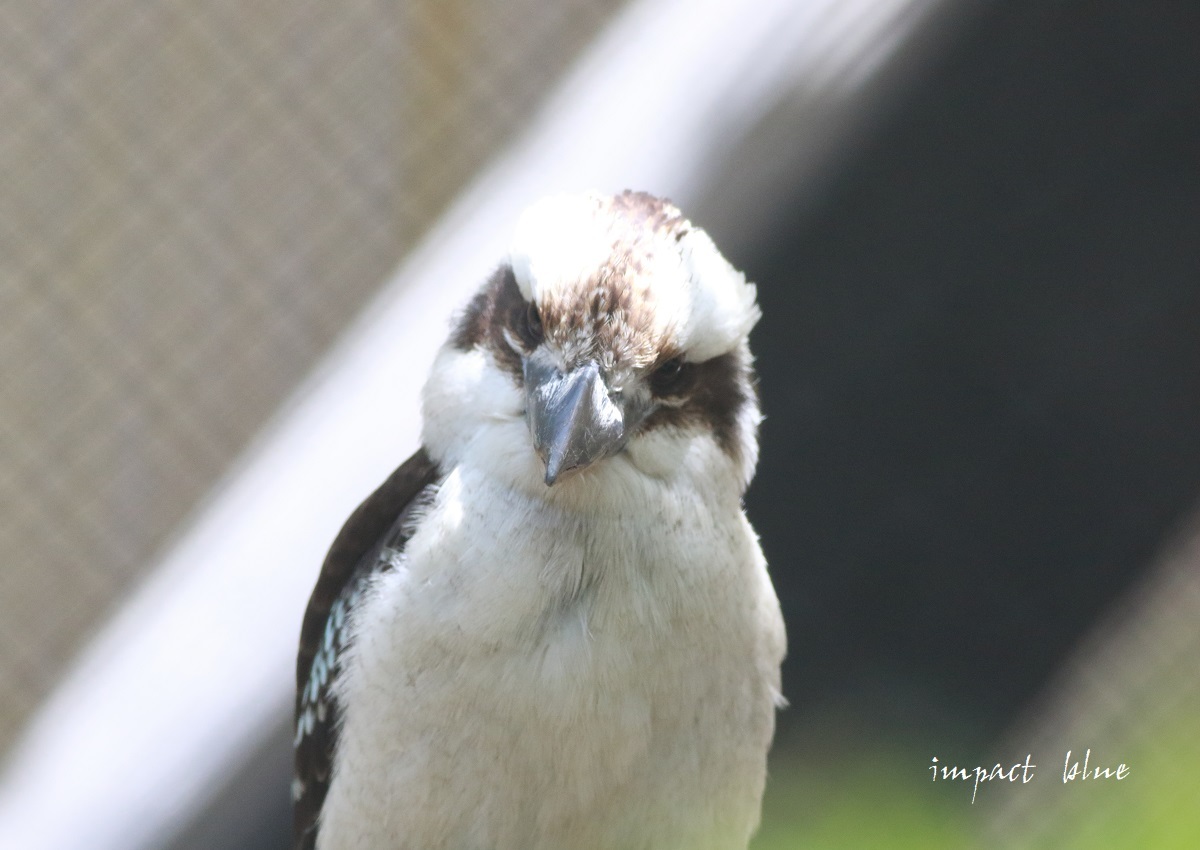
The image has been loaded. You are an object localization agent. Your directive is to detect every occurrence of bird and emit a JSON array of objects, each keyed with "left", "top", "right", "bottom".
[{"left": 293, "top": 190, "right": 786, "bottom": 850}]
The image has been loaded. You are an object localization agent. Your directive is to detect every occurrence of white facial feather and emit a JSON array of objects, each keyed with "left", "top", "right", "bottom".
[
  {"left": 420, "top": 345, "right": 523, "bottom": 471},
  {"left": 675, "top": 227, "right": 761, "bottom": 361},
  {"left": 510, "top": 195, "right": 617, "bottom": 304}
]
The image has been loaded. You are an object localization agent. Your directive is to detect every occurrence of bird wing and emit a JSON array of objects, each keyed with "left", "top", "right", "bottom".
[{"left": 293, "top": 448, "right": 442, "bottom": 850}]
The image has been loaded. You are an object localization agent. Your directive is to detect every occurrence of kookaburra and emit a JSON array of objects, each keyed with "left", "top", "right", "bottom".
[{"left": 293, "top": 191, "right": 786, "bottom": 850}]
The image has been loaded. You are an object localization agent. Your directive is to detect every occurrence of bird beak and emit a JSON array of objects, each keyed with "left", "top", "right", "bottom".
[{"left": 523, "top": 359, "right": 627, "bottom": 486}]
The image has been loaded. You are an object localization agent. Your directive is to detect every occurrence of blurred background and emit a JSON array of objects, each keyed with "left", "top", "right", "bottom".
[{"left": 1, "top": 0, "right": 1198, "bottom": 848}]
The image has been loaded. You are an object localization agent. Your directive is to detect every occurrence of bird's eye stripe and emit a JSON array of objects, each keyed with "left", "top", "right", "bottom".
[
  {"left": 639, "top": 351, "right": 751, "bottom": 461},
  {"left": 648, "top": 356, "right": 692, "bottom": 398}
]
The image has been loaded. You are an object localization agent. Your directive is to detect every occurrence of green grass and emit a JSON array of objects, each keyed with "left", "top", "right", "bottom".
[
  {"left": 750, "top": 700, "right": 1200, "bottom": 850},
  {"left": 752, "top": 747, "right": 977, "bottom": 850},
  {"left": 1018, "top": 705, "right": 1200, "bottom": 850}
]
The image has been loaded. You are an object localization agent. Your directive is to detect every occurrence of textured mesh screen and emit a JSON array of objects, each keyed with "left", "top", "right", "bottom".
[{"left": 0, "top": 0, "right": 627, "bottom": 757}]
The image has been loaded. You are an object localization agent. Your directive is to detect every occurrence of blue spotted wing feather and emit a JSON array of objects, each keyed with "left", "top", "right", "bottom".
[{"left": 293, "top": 448, "right": 441, "bottom": 850}]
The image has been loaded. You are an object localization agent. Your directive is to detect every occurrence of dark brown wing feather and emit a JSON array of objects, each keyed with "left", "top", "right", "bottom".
[{"left": 293, "top": 448, "right": 441, "bottom": 850}]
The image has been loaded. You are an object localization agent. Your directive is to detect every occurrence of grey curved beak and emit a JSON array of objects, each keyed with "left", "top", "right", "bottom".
[{"left": 524, "top": 359, "right": 627, "bottom": 486}]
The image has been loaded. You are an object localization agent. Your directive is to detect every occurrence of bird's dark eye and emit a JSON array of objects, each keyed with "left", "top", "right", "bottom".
[
  {"left": 518, "top": 301, "right": 544, "bottom": 348},
  {"left": 649, "top": 356, "right": 691, "bottom": 397}
]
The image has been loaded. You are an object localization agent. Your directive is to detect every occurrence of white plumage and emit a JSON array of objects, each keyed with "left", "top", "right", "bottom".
[{"left": 296, "top": 191, "right": 786, "bottom": 850}]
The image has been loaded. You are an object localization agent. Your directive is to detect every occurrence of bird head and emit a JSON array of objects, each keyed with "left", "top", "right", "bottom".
[{"left": 422, "top": 191, "right": 762, "bottom": 504}]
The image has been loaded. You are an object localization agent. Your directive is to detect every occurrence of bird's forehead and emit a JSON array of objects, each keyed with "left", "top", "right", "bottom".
[{"left": 511, "top": 193, "right": 689, "bottom": 366}]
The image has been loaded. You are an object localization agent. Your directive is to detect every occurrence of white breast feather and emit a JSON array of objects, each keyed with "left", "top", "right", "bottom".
[{"left": 320, "top": 458, "right": 783, "bottom": 850}]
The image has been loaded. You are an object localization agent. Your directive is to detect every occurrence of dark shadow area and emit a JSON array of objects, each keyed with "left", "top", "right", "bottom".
[{"left": 739, "top": 0, "right": 1200, "bottom": 747}]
